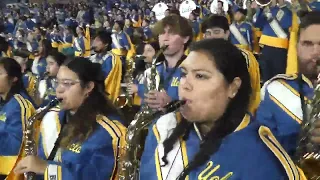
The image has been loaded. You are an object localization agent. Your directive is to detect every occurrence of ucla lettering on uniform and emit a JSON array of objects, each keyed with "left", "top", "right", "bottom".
[
  {"left": 171, "top": 77, "right": 180, "bottom": 87},
  {"left": 198, "top": 161, "right": 233, "bottom": 180},
  {"left": 67, "top": 143, "right": 82, "bottom": 154}
]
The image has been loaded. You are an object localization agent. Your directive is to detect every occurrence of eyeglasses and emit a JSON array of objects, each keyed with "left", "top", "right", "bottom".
[{"left": 53, "top": 79, "right": 80, "bottom": 89}]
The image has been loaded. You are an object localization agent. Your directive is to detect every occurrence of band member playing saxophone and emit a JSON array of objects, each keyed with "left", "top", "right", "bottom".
[
  {"left": 202, "top": 15, "right": 261, "bottom": 114},
  {"left": 0, "top": 58, "right": 35, "bottom": 180},
  {"left": 14, "top": 57, "right": 126, "bottom": 180},
  {"left": 255, "top": 11, "right": 320, "bottom": 156},
  {"left": 139, "top": 39, "right": 306, "bottom": 180},
  {"left": 90, "top": 30, "right": 122, "bottom": 102},
  {"left": 128, "top": 15, "right": 193, "bottom": 110}
]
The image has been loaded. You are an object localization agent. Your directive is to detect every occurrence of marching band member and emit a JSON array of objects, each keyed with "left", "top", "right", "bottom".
[
  {"left": 14, "top": 57, "right": 126, "bottom": 180},
  {"left": 202, "top": 15, "right": 261, "bottom": 114},
  {"left": 13, "top": 50, "right": 37, "bottom": 102},
  {"left": 32, "top": 39, "right": 52, "bottom": 79},
  {"left": 38, "top": 51, "right": 67, "bottom": 107},
  {"left": 129, "top": 42, "right": 166, "bottom": 106},
  {"left": 142, "top": 19, "right": 154, "bottom": 43},
  {"left": 73, "top": 26, "right": 90, "bottom": 57},
  {"left": 90, "top": 30, "right": 122, "bottom": 102},
  {"left": 254, "top": 0, "right": 299, "bottom": 81},
  {"left": 129, "top": 15, "right": 193, "bottom": 110},
  {"left": 0, "top": 58, "right": 35, "bottom": 180},
  {"left": 189, "top": 10, "right": 202, "bottom": 42},
  {"left": 111, "top": 20, "right": 135, "bottom": 75},
  {"left": 255, "top": 11, "right": 320, "bottom": 155},
  {"left": 61, "top": 26, "right": 75, "bottom": 57},
  {"left": 140, "top": 38, "right": 306, "bottom": 180},
  {"left": 230, "top": 8, "right": 254, "bottom": 51}
]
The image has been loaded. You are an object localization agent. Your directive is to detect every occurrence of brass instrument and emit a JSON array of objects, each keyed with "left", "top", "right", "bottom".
[
  {"left": 118, "top": 100, "right": 186, "bottom": 180},
  {"left": 24, "top": 98, "right": 60, "bottom": 180},
  {"left": 295, "top": 83, "right": 320, "bottom": 179}
]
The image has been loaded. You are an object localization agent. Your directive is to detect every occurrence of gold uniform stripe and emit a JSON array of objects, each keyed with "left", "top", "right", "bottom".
[
  {"left": 259, "top": 126, "right": 300, "bottom": 180},
  {"left": 98, "top": 116, "right": 126, "bottom": 180}
]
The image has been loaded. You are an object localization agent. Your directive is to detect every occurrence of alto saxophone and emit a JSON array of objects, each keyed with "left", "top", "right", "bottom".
[
  {"left": 118, "top": 100, "right": 186, "bottom": 180},
  {"left": 117, "top": 45, "right": 171, "bottom": 180},
  {"left": 24, "top": 98, "right": 60, "bottom": 180},
  {"left": 296, "top": 83, "right": 320, "bottom": 179},
  {"left": 115, "top": 56, "right": 135, "bottom": 108}
]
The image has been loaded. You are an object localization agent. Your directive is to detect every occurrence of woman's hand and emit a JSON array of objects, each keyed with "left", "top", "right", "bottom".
[
  {"left": 14, "top": 156, "right": 48, "bottom": 175},
  {"left": 144, "top": 90, "right": 172, "bottom": 110}
]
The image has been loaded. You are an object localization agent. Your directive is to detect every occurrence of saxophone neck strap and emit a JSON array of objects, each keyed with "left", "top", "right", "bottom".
[{"left": 47, "top": 111, "right": 69, "bottom": 161}]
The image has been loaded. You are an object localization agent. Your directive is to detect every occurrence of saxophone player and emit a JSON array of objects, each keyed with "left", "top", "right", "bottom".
[
  {"left": 14, "top": 57, "right": 126, "bottom": 180},
  {"left": 90, "top": 30, "right": 122, "bottom": 102},
  {"left": 140, "top": 39, "right": 306, "bottom": 179},
  {"left": 255, "top": 11, "right": 320, "bottom": 155},
  {"left": 129, "top": 15, "right": 193, "bottom": 110},
  {"left": 0, "top": 58, "right": 35, "bottom": 180}
]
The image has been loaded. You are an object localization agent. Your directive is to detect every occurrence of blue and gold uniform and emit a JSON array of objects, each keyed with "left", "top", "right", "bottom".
[
  {"left": 230, "top": 21, "right": 254, "bottom": 51},
  {"left": 143, "top": 26, "right": 153, "bottom": 43},
  {"left": 38, "top": 109, "right": 126, "bottom": 180},
  {"left": 111, "top": 31, "right": 131, "bottom": 57},
  {"left": 255, "top": 74, "right": 313, "bottom": 155},
  {"left": 0, "top": 93, "right": 35, "bottom": 178},
  {"left": 255, "top": 5, "right": 299, "bottom": 80},
  {"left": 137, "top": 60, "right": 184, "bottom": 104},
  {"left": 239, "top": 49, "right": 261, "bottom": 114},
  {"left": 140, "top": 112, "right": 306, "bottom": 179},
  {"left": 73, "top": 36, "right": 89, "bottom": 57},
  {"left": 90, "top": 52, "right": 122, "bottom": 102},
  {"left": 38, "top": 78, "right": 57, "bottom": 107},
  {"left": 22, "top": 72, "right": 37, "bottom": 100},
  {"left": 61, "top": 34, "right": 74, "bottom": 57},
  {"left": 31, "top": 56, "right": 47, "bottom": 78}
]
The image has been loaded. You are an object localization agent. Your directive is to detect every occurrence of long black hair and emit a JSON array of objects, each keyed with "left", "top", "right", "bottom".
[
  {"left": 0, "top": 57, "right": 30, "bottom": 102},
  {"left": 161, "top": 39, "right": 252, "bottom": 179},
  {"left": 60, "top": 57, "right": 123, "bottom": 148}
]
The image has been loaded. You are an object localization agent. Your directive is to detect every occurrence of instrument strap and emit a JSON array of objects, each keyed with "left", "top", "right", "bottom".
[
  {"left": 159, "top": 55, "right": 186, "bottom": 90},
  {"left": 47, "top": 111, "right": 68, "bottom": 161}
]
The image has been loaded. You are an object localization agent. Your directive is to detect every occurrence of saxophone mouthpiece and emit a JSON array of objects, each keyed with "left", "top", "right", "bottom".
[
  {"left": 164, "top": 100, "right": 186, "bottom": 113},
  {"left": 161, "top": 45, "right": 169, "bottom": 51}
]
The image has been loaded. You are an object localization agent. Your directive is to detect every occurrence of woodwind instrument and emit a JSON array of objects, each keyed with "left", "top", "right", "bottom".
[
  {"left": 117, "top": 45, "right": 170, "bottom": 180},
  {"left": 24, "top": 98, "right": 60, "bottom": 180},
  {"left": 115, "top": 56, "right": 136, "bottom": 108},
  {"left": 118, "top": 100, "right": 186, "bottom": 180},
  {"left": 295, "top": 83, "right": 320, "bottom": 179}
]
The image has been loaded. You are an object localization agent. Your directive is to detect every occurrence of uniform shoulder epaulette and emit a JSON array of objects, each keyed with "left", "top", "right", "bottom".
[
  {"left": 267, "top": 74, "right": 298, "bottom": 84},
  {"left": 244, "top": 21, "right": 253, "bottom": 26}
]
